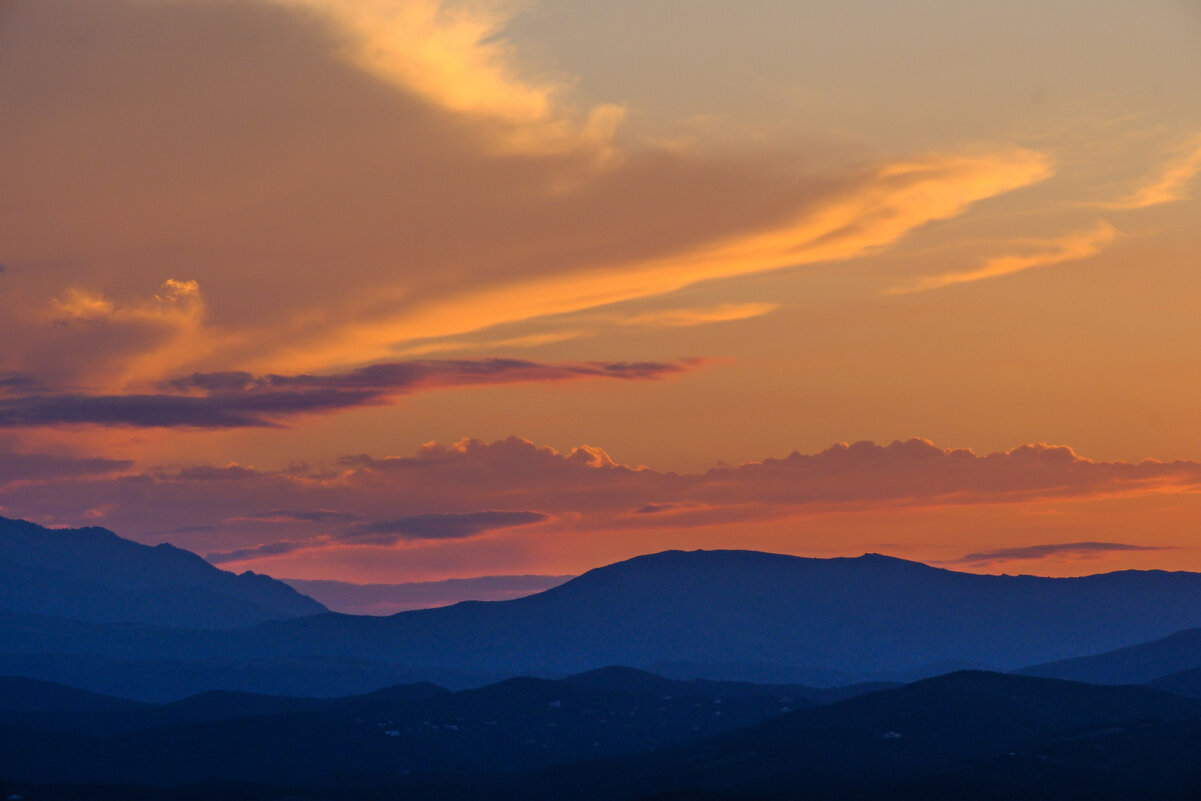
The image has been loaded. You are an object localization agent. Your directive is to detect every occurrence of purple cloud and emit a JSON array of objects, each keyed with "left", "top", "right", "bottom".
[
  {"left": 0, "top": 359, "right": 695, "bottom": 429},
  {"left": 950, "top": 541, "right": 1172, "bottom": 565}
]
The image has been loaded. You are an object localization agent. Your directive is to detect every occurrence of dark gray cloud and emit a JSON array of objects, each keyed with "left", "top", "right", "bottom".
[
  {"left": 207, "top": 540, "right": 309, "bottom": 564},
  {"left": 0, "top": 374, "right": 38, "bottom": 395},
  {"left": 175, "top": 465, "right": 263, "bottom": 482},
  {"left": 232, "top": 509, "right": 361, "bottom": 524},
  {"left": 344, "top": 511, "right": 549, "bottom": 544},
  {"left": 0, "top": 451, "right": 134, "bottom": 484},
  {"left": 0, "top": 358, "right": 694, "bottom": 429},
  {"left": 633, "top": 503, "right": 678, "bottom": 514},
  {"left": 951, "top": 541, "right": 1171, "bottom": 565},
  {"left": 205, "top": 509, "right": 548, "bottom": 563}
]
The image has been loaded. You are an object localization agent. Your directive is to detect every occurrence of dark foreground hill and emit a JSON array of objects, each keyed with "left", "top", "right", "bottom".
[
  {"left": 0, "top": 668, "right": 873, "bottom": 785},
  {"left": 0, "top": 516, "right": 326, "bottom": 628},
  {"left": 516, "top": 671, "right": 1201, "bottom": 801},
  {"left": 3, "top": 672, "right": 1200, "bottom": 801}
]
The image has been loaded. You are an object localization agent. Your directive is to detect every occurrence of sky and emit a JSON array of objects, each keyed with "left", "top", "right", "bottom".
[{"left": 2, "top": 0, "right": 1201, "bottom": 588}]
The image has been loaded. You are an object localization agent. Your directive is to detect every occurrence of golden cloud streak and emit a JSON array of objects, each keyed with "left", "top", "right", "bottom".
[
  {"left": 1104, "top": 137, "right": 1201, "bottom": 210},
  {"left": 890, "top": 221, "right": 1115, "bottom": 294},
  {"left": 273, "top": 0, "right": 623, "bottom": 153},
  {"left": 263, "top": 147, "right": 1053, "bottom": 372}
]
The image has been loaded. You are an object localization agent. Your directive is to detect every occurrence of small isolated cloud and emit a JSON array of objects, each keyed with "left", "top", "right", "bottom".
[
  {"left": 614, "top": 303, "right": 779, "bottom": 329},
  {"left": 0, "top": 358, "right": 696, "bottom": 429},
  {"left": 344, "top": 511, "right": 548, "bottom": 544},
  {"left": 230, "top": 509, "right": 360, "bottom": 524},
  {"left": 1104, "top": 137, "right": 1201, "bottom": 210},
  {"left": 175, "top": 464, "right": 263, "bottom": 482},
  {"left": 892, "top": 222, "right": 1115, "bottom": 294},
  {"left": 634, "top": 503, "right": 679, "bottom": 515},
  {"left": 950, "top": 541, "right": 1171, "bottom": 566},
  {"left": 0, "top": 451, "right": 134, "bottom": 485},
  {"left": 207, "top": 539, "right": 317, "bottom": 565},
  {"left": 206, "top": 509, "right": 547, "bottom": 564}
]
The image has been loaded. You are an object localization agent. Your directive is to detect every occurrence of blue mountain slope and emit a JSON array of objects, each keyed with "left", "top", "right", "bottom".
[{"left": 0, "top": 516, "right": 326, "bottom": 628}]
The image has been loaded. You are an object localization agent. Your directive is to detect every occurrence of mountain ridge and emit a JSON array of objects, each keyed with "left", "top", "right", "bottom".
[{"left": 0, "top": 516, "right": 326, "bottom": 628}]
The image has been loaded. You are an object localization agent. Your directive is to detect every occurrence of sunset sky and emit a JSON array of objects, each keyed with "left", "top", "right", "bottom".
[{"left": 3, "top": 0, "right": 1201, "bottom": 585}]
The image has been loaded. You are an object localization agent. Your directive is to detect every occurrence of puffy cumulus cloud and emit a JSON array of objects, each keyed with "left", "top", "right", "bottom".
[
  {"left": 891, "top": 222, "right": 1116, "bottom": 294},
  {"left": 948, "top": 541, "right": 1172, "bottom": 567},
  {"left": 0, "top": 0, "right": 1052, "bottom": 388},
  {"left": 5, "top": 437, "right": 1201, "bottom": 568},
  {"left": 0, "top": 358, "right": 694, "bottom": 429}
]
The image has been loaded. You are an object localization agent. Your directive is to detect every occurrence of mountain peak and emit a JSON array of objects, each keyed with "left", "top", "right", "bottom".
[{"left": 0, "top": 515, "right": 327, "bottom": 628}]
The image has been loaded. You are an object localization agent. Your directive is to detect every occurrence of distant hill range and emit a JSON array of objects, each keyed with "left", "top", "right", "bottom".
[
  {"left": 1021, "top": 627, "right": 1201, "bottom": 686},
  {"left": 280, "top": 574, "right": 574, "bottom": 615},
  {"left": 231, "top": 548, "right": 1201, "bottom": 681},
  {"left": 0, "top": 516, "right": 326, "bottom": 628},
  {"left": 6, "top": 520, "right": 1201, "bottom": 696}
]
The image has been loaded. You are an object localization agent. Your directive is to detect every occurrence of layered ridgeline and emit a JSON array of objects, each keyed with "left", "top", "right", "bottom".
[
  {"left": 228, "top": 549, "right": 1201, "bottom": 681},
  {"left": 1, "top": 671, "right": 1199, "bottom": 799},
  {"left": 6, "top": 523, "right": 1201, "bottom": 698},
  {"left": 0, "top": 667, "right": 886, "bottom": 785},
  {"left": 0, "top": 516, "right": 326, "bottom": 628}
]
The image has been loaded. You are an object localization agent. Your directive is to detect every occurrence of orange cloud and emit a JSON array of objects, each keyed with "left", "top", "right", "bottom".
[
  {"left": 6, "top": 437, "right": 1201, "bottom": 570},
  {"left": 275, "top": 147, "right": 1052, "bottom": 373},
  {"left": 891, "top": 222, "right": 1116, "bottom": 293},
  {"left": 1103, "top": 136, "right": 1201, "bottom": 210},
  {"left": 0, "top": 0, "right": 1054, "bottom": 386},
  {"left": 272, "top": 0, "right": 625, "bottom": 154}
]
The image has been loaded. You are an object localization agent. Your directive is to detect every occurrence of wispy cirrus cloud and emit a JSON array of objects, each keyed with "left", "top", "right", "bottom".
[
  {"left": 891, "top": 222, "right": 1116, "bottom": 294},
  {"left": 0, "top": 0, "right": 1057, "bottom": 386},
  {"left": 0, "top": 358, "right": 696, "bottom": 429},
  {"left": 1103, "top": 136, "right": 1201, "bottom": 210}
]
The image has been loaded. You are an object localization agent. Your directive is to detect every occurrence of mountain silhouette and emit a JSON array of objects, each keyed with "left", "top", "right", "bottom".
[
  {"left": 231, "top": 549, "right": 1201, "bottom": 680},
  {"left": 1020, "top": 626, "right": 1201, "bottom": 685},
  {"left": 0, "top": 516, "right": 325, "bottom": 628},
  {"left": 7, "top": 545, "right": 1201, "bottom": 696}
]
